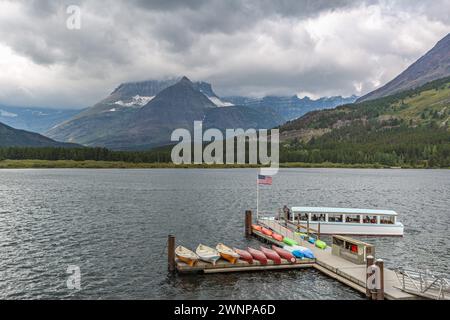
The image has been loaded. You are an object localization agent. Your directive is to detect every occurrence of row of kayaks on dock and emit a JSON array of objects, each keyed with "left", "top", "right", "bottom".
[
  {"left": 252, "top": 224, "right": 328, "bottom": 250},
  {"left": 175, "top": 243, "right": 301, "bottom": 267}
]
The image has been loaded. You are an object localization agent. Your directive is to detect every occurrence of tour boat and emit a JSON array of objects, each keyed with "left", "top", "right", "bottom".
[
  {"left": 216, "top": 243, "right": 239, "bottom": 264},
  {"left": 247, "top": 247, "right": 268, "bottom": 265},
  {"left": 271, "top": 245, "right": 296, "bottom": 263},
  {"left": 175, "top": 245, "right": 198, "bottom": 267},
  {"left": 282, "top": 207, "right": 404, "bottom": 236},
  {"left": 233, "top": 248, "right": 253, "bottom": 264},
  {"left": 260, "top": 246, "right": 282, "bottom": 264},
  {"left": 196, "top": 244, "right": 221, "bottom": 265}
]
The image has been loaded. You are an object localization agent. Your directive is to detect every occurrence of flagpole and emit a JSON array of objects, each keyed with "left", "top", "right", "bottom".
[{"left": 256, "top": 172, "right": 259, "bottom": 221}]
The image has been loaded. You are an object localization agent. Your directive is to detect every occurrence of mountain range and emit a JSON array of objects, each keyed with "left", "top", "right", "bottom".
[
  {"left": 46, "top": 77, "right": 285, "bottom": 150},
  {"left": 225, "top": 95, "right": 357, "bottom": 120}
]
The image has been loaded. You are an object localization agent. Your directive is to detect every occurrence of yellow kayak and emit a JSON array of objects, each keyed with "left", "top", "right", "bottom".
[{"left": 216, "top": 243, "right": 239, "bottom": 264}]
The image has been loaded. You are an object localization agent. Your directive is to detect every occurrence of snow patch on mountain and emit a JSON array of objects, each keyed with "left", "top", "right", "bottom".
[
  {"left": 207, "top": 96, "right": 234, "bottom": 107},
  {"left": 115, "top": 95, "right": 154, "bottom": 107}
]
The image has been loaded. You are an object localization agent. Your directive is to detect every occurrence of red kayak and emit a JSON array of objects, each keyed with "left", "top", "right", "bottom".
[
  {"left": 271, "top": 233, "right": 283, "bottom": 242},
  {"left": 261, "top": 227, "right": 273, "bottom": 236},
  {"left": 260, "top": 246, "right": 282, "bottom": 264},
  {"left": 272, "top": 245, "right": 296, "bottom": 263},
  {"left": 233, "top": 248, "right": 253, "bottom": 264},
  {"left": 247, "top": 247, "right": 268, "bottom": 265}
]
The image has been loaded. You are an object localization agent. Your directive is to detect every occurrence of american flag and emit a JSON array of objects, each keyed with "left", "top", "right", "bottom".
[{"left": 258, "top": 174, "right": 272, "bottom": 185}]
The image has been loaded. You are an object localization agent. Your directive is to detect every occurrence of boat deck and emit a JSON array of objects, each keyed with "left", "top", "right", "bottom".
[{"left": 258, "top": 219, "right": 417, "bottom": 300}]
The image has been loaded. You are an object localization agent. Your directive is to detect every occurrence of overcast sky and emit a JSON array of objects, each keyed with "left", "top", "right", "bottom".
[{"left": 0, "top": 0, "right": 449, "bottom": 109}]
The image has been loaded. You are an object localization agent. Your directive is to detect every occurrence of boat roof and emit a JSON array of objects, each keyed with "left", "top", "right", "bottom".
[{"left": 291, "top": 206, "right": 397, "bottom": 216}]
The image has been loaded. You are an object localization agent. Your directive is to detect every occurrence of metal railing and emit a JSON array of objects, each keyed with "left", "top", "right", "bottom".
[{"left": 394, "top": 267, "right": 450, "bottom": 300}]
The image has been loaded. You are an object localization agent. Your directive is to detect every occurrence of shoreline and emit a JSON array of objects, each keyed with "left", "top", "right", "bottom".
[{"left": 0, "top": 159, "right": 448, "bottom": 169}]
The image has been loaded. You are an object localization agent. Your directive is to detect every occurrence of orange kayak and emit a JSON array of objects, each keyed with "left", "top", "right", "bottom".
[
  {"left": 252, "top": 224, "right": 262, "bottom": 232},
  {"left": 271, "top": 233, "right": 283, "bottom": 242},
  {"left": 261, "top": 227, "right": 273, "bottom": 236}
]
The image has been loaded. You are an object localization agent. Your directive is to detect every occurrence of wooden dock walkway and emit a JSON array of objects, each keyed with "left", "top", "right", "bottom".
[
  {"left": 258, "top": 219, "right": 418, "bottom": 300},
  {"left": 167, "top": 211, "right": 447, "bottom": 300}
]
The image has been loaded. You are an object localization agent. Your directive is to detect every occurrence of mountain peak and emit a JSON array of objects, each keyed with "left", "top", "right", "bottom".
[
  {"left": 179, "top": 76, "right": 192, "bottom": 84},
  {"left": 358, "top": 33, "right": 450, "bottom": 102}
]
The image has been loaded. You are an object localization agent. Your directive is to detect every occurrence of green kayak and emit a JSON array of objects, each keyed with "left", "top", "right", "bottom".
[
  {"left": 283, "top": 237, "right": 298, "bottom": 246},
  {"left": 315, "top": 239, "right": 327, "bottom": 249}
]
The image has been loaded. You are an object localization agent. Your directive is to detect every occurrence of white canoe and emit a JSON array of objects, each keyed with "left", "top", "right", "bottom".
[
  {"left": 196, "top": 244, "right": 221, "bottom": 265},
  {"left": 175, "top": 245, "right": 198, "bottom": 267}
]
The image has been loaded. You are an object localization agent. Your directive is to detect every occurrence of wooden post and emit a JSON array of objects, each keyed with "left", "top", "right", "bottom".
[
  {"left": 168, "top": 235, "right": 176, "bottom": 273},
  {"left": 376, "top": 259, "right": 385, "bottom": 300},
  {"left": 317, "top": 222, "right": 321, "bottom": 240},
  {"left": 245, "top": 210, "right": 252, "bottom": 237},
  {"left": 307, "top": 219, "right": 310, "bottom": 237},
  {"left": 366, "top": 255, "right": 374, "bottom": 299}
]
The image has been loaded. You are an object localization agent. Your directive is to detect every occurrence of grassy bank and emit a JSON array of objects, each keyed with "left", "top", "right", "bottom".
[{"left": 0, "top": 159, "right": 447, "bottom": 169}]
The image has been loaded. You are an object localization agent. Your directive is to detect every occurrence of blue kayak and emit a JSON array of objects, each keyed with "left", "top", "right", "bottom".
[
  {"left": 283, "top": 245, "right": 304, "bottom": 258},
  {"left": 290, "top": 245, "right": 315, "bottom": 259}
]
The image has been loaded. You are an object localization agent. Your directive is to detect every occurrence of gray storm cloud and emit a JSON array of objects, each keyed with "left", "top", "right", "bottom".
[{"left": 0, "top": 0, "right": 449, "bottom": 108}]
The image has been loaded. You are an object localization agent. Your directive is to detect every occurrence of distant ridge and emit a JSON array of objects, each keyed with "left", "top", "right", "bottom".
[{"left": 0, "top": 121, "right": 78, "bottom": 148}]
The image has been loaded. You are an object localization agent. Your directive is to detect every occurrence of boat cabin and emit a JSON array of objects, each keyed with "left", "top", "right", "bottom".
[
  {"left": 284, "top": 206, "right": 403, "bottom": 236},
  {"left": 291, "top": 207, "right": 398, "bottom": 225}
]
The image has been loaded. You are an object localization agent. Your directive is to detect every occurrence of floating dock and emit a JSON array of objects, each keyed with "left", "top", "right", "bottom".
[
  {"left": 176, "top": 259, "right": 314, "bottom": 274},
  {"left": 167, "top": 210, "right": 448, "bottom": 300},
  {"left": 256, "top": 219, "right": 417, "bottom": 300}
]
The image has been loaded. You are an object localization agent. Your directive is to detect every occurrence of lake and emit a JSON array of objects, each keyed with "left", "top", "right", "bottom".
[{"left": 0, "top": 168, "right": 448, "bottom": 299}]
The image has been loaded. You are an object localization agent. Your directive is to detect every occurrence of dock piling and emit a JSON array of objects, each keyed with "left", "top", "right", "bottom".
[
  {"left": 366, "top": 255, "right": 374, "bottom": 298},
  {"left": 376, "top": 259, "right": 385, "bottom": 300},
  {"left": 318, "top": 222, "right": 321, "bottom": 240},
  {"left": 168, "top": 234, "right": 176, "bottom": 273},
  {"left": 245, "top": 210, "right": 252, "bottom": 237}
]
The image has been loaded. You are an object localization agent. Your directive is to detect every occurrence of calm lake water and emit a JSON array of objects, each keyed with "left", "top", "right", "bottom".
[{"left": 0, "top": 168, "right": 448, "bottom": 299}]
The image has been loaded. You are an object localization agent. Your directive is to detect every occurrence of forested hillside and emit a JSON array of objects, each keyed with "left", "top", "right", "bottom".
[{"left": 279, "top": 77, "right": 450, "bottom": 167}]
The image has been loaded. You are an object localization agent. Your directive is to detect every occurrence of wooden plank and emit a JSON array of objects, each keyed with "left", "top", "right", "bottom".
[{"left": 203, "top": 264, "right": 314, "bottom": 274}]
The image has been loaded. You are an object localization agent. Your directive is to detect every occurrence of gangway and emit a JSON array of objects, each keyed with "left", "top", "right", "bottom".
[{"left": 394, "top": 267, "right": 450, "bottom": 300}]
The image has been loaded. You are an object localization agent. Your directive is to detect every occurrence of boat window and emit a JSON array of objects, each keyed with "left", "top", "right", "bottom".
[
  {"left": 380, "top": 216, "right": 395, "bottom": 224},
  {"left": 296, "top": 213, "right": 308, "bottom": 222},
  {"left": 328, "top": 214, "right": 343, "bottom": 222},
  {"left": 362, "top": 215, "right": 378, "bottom": 224},
  {"left": 310, "top": 213, "right": 326, "bottom": 222},
  {"left": 345, "top": 214, "right": 361, "bottom": 223}
]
